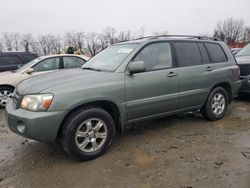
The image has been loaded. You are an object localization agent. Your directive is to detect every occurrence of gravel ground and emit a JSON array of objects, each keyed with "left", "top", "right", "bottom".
[{"left": 1, "top": 98, "right": 250, "bottom": 188}]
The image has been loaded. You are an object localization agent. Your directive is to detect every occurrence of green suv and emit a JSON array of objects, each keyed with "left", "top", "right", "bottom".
[{"left": 6, "top": 35, "right": 242, "bottom": 161}]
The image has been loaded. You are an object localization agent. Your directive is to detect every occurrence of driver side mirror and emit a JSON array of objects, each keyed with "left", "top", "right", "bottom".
[
  {"left": 128, "top": 61, "right": 146, "bottom": 75},
  {"left": 25, "top": 68, "right": 34, "bottom": 74}
]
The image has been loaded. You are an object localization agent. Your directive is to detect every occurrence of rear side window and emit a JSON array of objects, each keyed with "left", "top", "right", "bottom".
[
  {"left": 198, "top": 43, "right": 210, "bottom": 64},
  {"left": 204, "top": 43, "right": 227, "bottom": 63},
  {"left": 0, "top": 56, "right": 20, "bottom": 65},
  {"left": 174, "top": 42, "right": 202, "bottom": 67}
]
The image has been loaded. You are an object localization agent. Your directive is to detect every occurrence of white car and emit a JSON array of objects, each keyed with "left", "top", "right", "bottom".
[{"left": 0, "top": 54, "right": 89, "bottom": 107}]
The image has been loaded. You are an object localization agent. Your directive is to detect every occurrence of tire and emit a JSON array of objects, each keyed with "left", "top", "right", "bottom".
[
  {"left": 61, "top": 108, "right": 115, "bottom": 161},
  {"left": 0, "top": 86, "right": 14, "bottom": 108},
  {"left": 201, "top": 87, "right": 229, "bottom": 121}
]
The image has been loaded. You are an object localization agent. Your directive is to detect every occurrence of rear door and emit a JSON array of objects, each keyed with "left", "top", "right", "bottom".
[
  {"left": 125, "top": 42, "right": 179, "bottom": 122},
  {"left": 174, "top": 41, "right": 214, "bottom": 109}
]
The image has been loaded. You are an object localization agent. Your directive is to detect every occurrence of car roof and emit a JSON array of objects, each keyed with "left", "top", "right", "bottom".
[{"left": 39, "top": 54, "right": 90, "bottom": 61}]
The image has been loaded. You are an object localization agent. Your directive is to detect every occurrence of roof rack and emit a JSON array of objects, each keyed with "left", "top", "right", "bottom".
[{"left": 148, "top": 35, "right": 221, "bottom": 41}]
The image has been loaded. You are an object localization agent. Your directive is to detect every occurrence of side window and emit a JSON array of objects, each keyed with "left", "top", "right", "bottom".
[
  {"left": 204, "top": 43, "right": 227, "bottom": 63},
  {"left": 174, "top": 42, "right": 202, "bottom": 67},
  {"left": 63, "top": 57, "right": 86, "bottom": 69},
  {"left": 33, "top": 57, "right": 60, "bottom": 72},
  {"left": 0, "top": 56, "right": 20, "bottom": 65},
  {"left": 133, "top": 42, "right": 172, "bottom": 71},
  {"left": 198, "top": 43, "right": 210, "bottom": 64}
]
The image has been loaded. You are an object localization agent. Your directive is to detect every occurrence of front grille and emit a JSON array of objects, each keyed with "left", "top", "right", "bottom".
[
  {"left": 239, "top": 64, "right": 250, "bottom": 76},
  {"left": 12, "top": 90, "right": 23, "bottom": 109}
]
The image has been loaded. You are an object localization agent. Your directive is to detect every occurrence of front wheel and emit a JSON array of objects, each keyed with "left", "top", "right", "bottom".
[
  {"left": 61, "top": 108, "right": 115, "bottom": 161},
  {"left": 201, "top": 87, "right": 229, "bottom": 121},
  {"left": 0, "top": 86, "right": 14, "bottom": 108}
]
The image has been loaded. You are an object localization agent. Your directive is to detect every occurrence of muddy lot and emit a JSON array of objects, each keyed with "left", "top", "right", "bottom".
[{"left": 1, "top": 98, "right": 250, "bottom": 188}]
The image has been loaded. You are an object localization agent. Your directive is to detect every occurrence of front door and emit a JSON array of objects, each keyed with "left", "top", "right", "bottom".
[{"left": 125, "top": 42, "right": 179, "bottom": 122}]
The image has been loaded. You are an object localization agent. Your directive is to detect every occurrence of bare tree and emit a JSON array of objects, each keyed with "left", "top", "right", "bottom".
[
  {"left": 12, "top": 33, "right": 20, "bottom": 51},
  {"left": 38, "top": 34, "right": 57, "bottom": 55},
  {"left": 118, "top": 30, "right": 132, "bottom": 42},
  {"left": 214, "top": 18, "right": 244, "bottom": 44},
  {"left": 21, "top": 33, "right": 34, "bottom": 52},
  {"left": 0, "top": 40, "right": 4, "bottom": 52},
  {"left": 85, "top": 32, "right": 101, "bottom": 56},
  {"left": 102, "top": 27, "right": 117, "bottom": 46},
  {"left": 244, "top": 27, "right": 250, "bottom": 43},
  {"left": 64, "top": 31, "right": 85, "bottom": 52},
  {"left": 3, "top": 33, "right": 13, "bottom": 51}
]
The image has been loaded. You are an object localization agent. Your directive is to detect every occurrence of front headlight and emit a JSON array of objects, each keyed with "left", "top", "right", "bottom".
[{"left": 21, "top": 94, "right": 53, "bottom": 111}]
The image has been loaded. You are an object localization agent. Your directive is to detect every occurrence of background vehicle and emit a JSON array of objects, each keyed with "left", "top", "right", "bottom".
[
  {"left": 0, "top": 52, "right": 38, "bottom": 72},
  {"left": 0, "top": 54, "right": 88, "bottom": 107},
  {"left": 235, "top": 43, "right": 250, "bottom": 94},
  {"left": 230, "top": 48, "right": 242, "bottom": 55},
  {"left": 6, "top": 35, "right": 241, "bottom": 161}
]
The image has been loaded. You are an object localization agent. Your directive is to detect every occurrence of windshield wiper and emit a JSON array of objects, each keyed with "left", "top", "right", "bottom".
[{"left": 82, "top": 67, "right": 102, "bottom": 72}]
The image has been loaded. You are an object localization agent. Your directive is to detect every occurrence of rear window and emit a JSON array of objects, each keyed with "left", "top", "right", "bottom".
[
  {"left": 0, "top": 56, "right": 20, "bottom": 65},
  {"left": 204, "top": 43, "right": 227, "bottom": 63},
  {"left": 174, "top": 42, "right": 202, "bottom": 67}
]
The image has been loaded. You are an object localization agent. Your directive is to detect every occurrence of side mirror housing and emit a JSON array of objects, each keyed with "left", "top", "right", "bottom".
[
  {"left": 26, "top": 68, "right": 34, "bottom": 74},
  {"left": 128, "top": 61, "right": 146, "bottom": 74}
]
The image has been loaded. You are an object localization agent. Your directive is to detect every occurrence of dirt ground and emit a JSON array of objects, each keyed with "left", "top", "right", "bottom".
[{"left": 1, "top": 98, "right": 250, "bottom": 188}]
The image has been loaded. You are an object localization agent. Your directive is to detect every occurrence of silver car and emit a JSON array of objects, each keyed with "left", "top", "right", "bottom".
[{"left": 0, "top": 54, "right": 89, "bottom": 107}]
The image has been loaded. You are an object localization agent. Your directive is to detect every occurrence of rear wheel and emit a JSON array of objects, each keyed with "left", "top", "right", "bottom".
[
  {"left": 201, "top": 87, "right": 229, "bottom": 121},
  {"left": 61, "top": 108, "right": 115, "bottom": 161},
  {"left": 0, "top": 86, "right": 14, "bottom": 107}
]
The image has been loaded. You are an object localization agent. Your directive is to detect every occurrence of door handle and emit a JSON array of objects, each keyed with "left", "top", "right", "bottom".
[
  {"left": 167, "top": 72, "right": 177, "bottom": 78},
  {"left": 206, "top": 66, "right": 213, "bottom": 72}
]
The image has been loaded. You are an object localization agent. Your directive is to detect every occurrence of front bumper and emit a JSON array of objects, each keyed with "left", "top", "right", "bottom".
[
  {"left": 5, "top": 100, "right": 65, "bottom": 143},
  {"left": 239, "top": 76, "right": 250, "bottom": 94}
]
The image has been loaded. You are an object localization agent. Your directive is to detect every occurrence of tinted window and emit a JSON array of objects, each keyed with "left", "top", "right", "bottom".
[
  {"left": 63, "top": 57, "right": 86, "bottom": 68},
  {"left": 0, "top": 56, "right": 20, "bottom": 65},
  {"left": 133, "top": 42, "right": 172, "bottom": 71},
  {"left": 198, "top": 43, "right": 210, "bottom": 64},
  {"left": 174, "top": 42, "right": 202, "bottom": 67},
  {"left": 33, "top": 57, "right": 60, "bottom": 72},
  {"left": 204, "top": 43, "right": 227, "bottom": 63},
  {"left": 22, "top": 54, "right": 38, "bottom": 63}
]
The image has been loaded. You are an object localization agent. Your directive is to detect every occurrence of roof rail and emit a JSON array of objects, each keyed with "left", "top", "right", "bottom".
[{"left": 148, "top": 35, "right": 221, "bottom": 41}]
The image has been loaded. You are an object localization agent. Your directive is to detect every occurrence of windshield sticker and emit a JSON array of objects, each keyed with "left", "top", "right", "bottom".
[{"left": 117, "top": 48, "right": 133, "bottom": 53}]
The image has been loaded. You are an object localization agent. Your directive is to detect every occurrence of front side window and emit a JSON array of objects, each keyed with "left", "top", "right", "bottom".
[
  {"left": 174, "top": 42, "right": 202, "bottom": 67},
  {"left": 33, "top": 57, "right": 60, "bottom": 72},
  {"left": 63, "top": 57, "right": 86, "bottom": 68},
  {"left": 204, "top": 43, "right": 227, "bottom": 63},
  {"left": 133, "top": 42, "right": 172, "bottom": 71}
]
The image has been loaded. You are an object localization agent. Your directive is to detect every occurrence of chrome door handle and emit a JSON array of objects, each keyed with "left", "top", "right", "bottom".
[
  {"left": 167, "top": 72, "right": 177, "bottom": 77},
  {"left": 206, "top": 66, "right": 213, "bottom": 72}
]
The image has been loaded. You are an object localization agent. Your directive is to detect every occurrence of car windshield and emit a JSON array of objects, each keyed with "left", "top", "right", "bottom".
[
  {"left": 82, "top": 43, "right": 138, "bottom": 71},
  {"left": 235, "top": 44, "right": 250, "bottom": 57},
  {"left": 14, "top": 57, "right": 43, "bottom": 73}
]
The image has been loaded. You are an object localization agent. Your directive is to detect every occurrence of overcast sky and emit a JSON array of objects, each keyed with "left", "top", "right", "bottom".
[{"left": 1, "top": 0, "right": 250, "bottom": 36}]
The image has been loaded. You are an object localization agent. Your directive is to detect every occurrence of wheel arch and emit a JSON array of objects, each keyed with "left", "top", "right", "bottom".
[
  {"left": 210, "top": 82, "right": 232, "bottom": 103},
  {"left": 57, "top": 100, "right": 123, "bottom": 141},
  {"left": 0, "top": 84, "right": 15, "bottom": 90}
]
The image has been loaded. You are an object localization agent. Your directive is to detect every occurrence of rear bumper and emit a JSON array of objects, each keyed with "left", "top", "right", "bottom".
[
  {"left": 239, "top": 76, "right": 250, "bottom": 94},
  {"left": 5, "top": 100, "right": 65, "bottom": 143}
]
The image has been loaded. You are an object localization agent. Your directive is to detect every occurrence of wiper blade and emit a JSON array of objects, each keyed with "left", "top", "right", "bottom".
[{"left": 82, "top": 67, "right": 101, "bottom": 72}]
